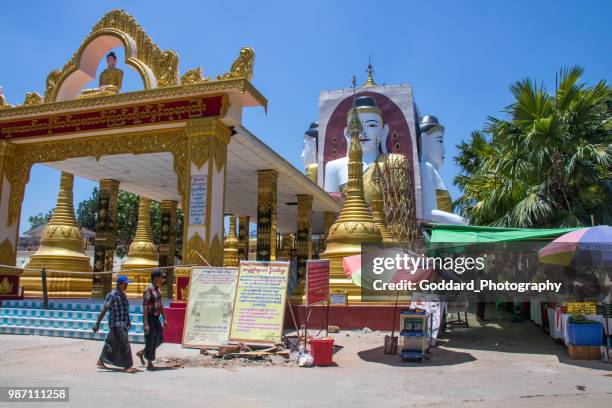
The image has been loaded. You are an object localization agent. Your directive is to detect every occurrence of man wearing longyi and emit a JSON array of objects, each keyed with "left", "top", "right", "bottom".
[{"left": 92, "top": 275, "right": 138, "bottom": 373}]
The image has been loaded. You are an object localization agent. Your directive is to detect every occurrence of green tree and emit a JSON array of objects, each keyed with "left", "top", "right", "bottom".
[
  {"left": 455, "top": 67, "right": 611, "bottom": 227},
  {"left": 28, "top": 210, "right": 53, "bottom": 230},
  {"left": 76, "top": 187, "right": 98, "bottom": 230},
  {"left": 76, "top": 188, "right": 183, "bottom": 258}
]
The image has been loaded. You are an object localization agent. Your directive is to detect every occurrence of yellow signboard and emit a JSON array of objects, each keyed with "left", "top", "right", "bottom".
[
  {"left": 228, "top": 261, "right": 290, "bottom": 345},
  {"left": 182, "top": 267, "right": 239, "bottom": 348},
  {"left": 566, "top": 301, "right": 597, "bottom": 316}
]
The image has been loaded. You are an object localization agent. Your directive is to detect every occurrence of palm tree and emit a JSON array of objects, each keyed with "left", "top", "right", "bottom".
[{"left": 454, "top": 67, "right": 611, "bottom": 228}]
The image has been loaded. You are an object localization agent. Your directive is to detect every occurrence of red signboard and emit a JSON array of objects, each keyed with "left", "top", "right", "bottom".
[
  {"left": 306, "top": 259, "right": 330, "bottom": 306},
  {"left": 0, "top": 95, "right": 225, "bottom": 140}
]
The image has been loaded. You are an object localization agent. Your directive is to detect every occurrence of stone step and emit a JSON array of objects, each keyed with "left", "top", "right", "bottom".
[
  {"left": 0, "top": 299, "right": 143, "bottom": 313},
  {"left": 0, "top": 325, "right": 145, "bottom": 343},
  {"left": 0, "top": 307, "right": 143, "bottom": 322},
  {"left": 0, "top": 316, "right": 144, "bottom": 334}
]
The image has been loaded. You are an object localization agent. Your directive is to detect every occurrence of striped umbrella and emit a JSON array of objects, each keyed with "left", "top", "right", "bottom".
[{"left": 538, "top": 226, "right": 612, "bottom": 267}]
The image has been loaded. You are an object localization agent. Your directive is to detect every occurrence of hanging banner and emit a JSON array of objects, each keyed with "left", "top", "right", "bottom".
[
  {"left": 182, "top": 266, "right": 239, "bottom": 348},
  {"left": 228, "top": 261, "right": 290, "bottom": 345},
  {"left": 306, "top": 259, "right": 330, "bottom": 306}
]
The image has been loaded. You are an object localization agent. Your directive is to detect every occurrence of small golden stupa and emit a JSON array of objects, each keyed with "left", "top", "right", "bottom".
[
  {"left": 22, "top": 172, "right": 93, "bottom": 297},
  {"left": 223, "top": 215, "right": 240, "bottom": 267},
  {"left": 320, "top": 83, "right": 382, "bottom": 303},
  {"left": 120, "top": 197, "right": 158, "bottom": 297}
]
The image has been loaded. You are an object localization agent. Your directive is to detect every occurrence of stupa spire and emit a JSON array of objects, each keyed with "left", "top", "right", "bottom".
[{"left": 363, "top": 60, "right": 376, "bottom": 88}]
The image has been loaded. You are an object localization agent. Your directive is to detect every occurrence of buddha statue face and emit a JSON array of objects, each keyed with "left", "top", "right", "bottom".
[
  {"left": 421, "top": 128, "right": 445, "bottom": 169},
  {"left": 420, "top": 116, "right": 446, "bottom": 169},
  {"left": 343, "top": 97, "right": 389, "bottom": 157},
  {"left": 301, "top": 122, "right": 319, "bottom": 168},
  {"left": 106, "top": 53, "right": 117, "bottom": 69},
  {"left": 301, "top": 135, "right": 317, "bottom": 167},
  {"left": 421, "top": 127, "right": 445, "bottom": 169}
]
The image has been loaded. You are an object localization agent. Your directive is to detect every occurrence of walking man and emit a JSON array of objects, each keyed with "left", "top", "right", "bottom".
[
  {"left": 92, "top": 275, "right": 137, "bottom": 373},
  {"left": 136, "top": 269, "right": 168, "bottom": 370}
]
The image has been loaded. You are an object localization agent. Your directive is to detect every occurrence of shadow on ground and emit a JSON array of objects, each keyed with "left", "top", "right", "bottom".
[
  {"left": 440, "top": 305, "right": 612, "bottom": 371},
  {"left": 357, "top": 345, "right": 476, "bottom": 367}
]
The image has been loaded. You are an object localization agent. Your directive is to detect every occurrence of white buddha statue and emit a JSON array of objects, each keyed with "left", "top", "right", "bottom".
[
  {"left": 324, "top": 96, "right": 390, "bottom": 200},
  {"left": 419, "top": 115, "right": 466, "bottom": 224},
  {"left": 301, "top": 122, "right": 319, "bottom": 182}
]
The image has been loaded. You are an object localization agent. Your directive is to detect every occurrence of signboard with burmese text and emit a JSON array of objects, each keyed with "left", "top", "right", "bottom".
[
  {"left": 182, "top": 267, "right": 239, "bottom": 348},
  {"left": 306, "top": 259, "right": 330, "bottom": 306},
  {"left": 228, "top": 261, "right": 290, "bottom": 345}
]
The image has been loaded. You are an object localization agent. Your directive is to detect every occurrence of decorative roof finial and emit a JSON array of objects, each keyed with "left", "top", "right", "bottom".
[{"left": 363, "top": 58, "right": 376, "bottom": 88}]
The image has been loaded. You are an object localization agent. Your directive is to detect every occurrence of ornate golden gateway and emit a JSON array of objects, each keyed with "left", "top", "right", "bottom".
[{"left": 45, "top": 9, "right": 180, "bottom": 102}]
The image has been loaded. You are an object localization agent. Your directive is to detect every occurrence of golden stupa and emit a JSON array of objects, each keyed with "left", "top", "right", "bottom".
[
  {"left": 120, "top": 197, "right": 158, "bottom": 297},
  {"left": 370, "top": 161, "right": 393, "bottom": 244},
  {"left": 320, "top": 87, "right": 382, "bottom": 303},
  {"left": 223, "top": 215, "right": 240, "bottom": 267},
  {"left": 22, "top": 172, "right": 93, "bottom": 297}
]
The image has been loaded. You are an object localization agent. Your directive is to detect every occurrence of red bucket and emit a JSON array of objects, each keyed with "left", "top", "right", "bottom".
[{"left": 311, "top": 338, "right": 334, "bottom": 366}]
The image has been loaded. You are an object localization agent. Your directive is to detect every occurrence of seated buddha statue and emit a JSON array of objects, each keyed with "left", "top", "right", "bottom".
[
  {"left": 301, "top": 122, "right": 319, "bottom": 182},
  {"left": 324, "top": 96, "right": 404, "bottom": 203},
  {"left": 79, "top": 52, "right": 124, "bottom": 98},
  {"left": 419, "top": 115, "right": 467, "bottom": 224}
]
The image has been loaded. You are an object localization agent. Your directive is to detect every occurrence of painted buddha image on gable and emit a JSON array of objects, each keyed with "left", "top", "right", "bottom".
[{"left": 322, "top": 92, "right": 416, "bottom": 203}]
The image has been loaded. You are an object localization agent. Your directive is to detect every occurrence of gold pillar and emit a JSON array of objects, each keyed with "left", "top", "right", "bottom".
[
  {"left": 289, "top": 194, "right": 313, "bottom": 304},
  {"left": 296, "top": 195, "right": 313, "bottom": 280},
  {"left": 121, "top": 197, "right": 158, "bottom": 297},
  {"left": 256, "top": 169, "right": 278, "bottom": 261},
  {"left": 0, "top": 141, "right": 22, "bottom": 271},
  {"left": 323, "top": 211, "right": 336, "bottom": 250},
  {"left": 320, "top": 97, "right": 382, "bottom": 303},
  {"left": 23, "top": 172, "right": 93, "bottom": 297},
  {"left": 92, "top": 179, "right": 119, "bottom": 298},
  {"left": 223, "top": 215, "right": 240, "bottom": 267},
  {"left": 182, "top": 118, "right": 230, "bottom": 267},
  {"left": 159, "top": 200, "right": 178, "bottom": 299},
  {"left": 238, "top": 215, "right": 250, "bottom": 260}
]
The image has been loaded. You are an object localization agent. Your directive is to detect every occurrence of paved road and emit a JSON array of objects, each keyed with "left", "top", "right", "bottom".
[{"left": 1, "top": 315, "right": 611, "bottom": 407}]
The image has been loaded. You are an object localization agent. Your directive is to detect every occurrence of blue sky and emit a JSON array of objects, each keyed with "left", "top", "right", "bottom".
[{"left": 1, "top": 1, "right": 610, "bottom": 233}]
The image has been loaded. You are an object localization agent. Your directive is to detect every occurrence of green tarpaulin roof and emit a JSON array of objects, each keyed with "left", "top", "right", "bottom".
[{"left": 427, "top": 223, "right": 582, "bottom": 245}]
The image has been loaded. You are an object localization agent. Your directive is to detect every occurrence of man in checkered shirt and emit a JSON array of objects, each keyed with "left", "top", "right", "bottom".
[{"left": 93, "top": 274, "right": 137, "bottom": 373}]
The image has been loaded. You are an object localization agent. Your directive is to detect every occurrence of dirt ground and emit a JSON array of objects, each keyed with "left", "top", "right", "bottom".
[{"left": 1, "top": 309, "right": 611, "bottom": 408}]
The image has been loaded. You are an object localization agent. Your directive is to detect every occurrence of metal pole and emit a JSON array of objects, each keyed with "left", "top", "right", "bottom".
[
  {"left": 41, "top": 268, "right": 48, "bottom": 310},
  {"left": 325, "top": 300, "right": 330, "bottom": 337}
]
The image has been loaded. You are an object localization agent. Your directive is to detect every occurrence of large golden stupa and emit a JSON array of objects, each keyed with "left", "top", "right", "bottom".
[
  {"left": 22, "top": 172, "right": 93, "bottom": 297},
  {"left": 320, "top": 89, "right": 382, "bottom": 303}
]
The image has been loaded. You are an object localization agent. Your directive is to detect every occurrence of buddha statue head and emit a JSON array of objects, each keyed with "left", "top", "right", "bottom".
[
  {"left": 343, "top": 96, "right": 389, "bottom": 158},
  {"left": 106, "top": 51, "right": 118, "bottom": 69},
  {"left": 301, "top": 121, "right": 319, "bottom": 168},
  {"left": 419, "top": 115, "right": 445, "bottom": 169}
]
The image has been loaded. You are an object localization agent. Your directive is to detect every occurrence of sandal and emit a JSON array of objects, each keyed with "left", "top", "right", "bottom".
[{"left": 136, "top": 350, "right": 146, "bottom": 365}]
